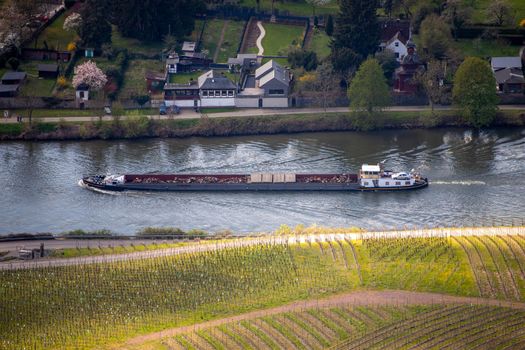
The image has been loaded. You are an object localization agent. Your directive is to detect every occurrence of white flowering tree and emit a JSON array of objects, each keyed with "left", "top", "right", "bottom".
[
  {"left": 63, "top": 12, "right": 83, "bottom": 33},
  {"left": 72, "top": 60, "right": 107, "bottom": 91}
]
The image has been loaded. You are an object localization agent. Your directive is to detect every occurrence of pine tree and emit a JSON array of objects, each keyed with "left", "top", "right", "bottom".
[
  {"left": 325, "top": 14, "right": 334, "bottom": 36},
  {"left": 331, "top": 0, "right": 380, "bottom": 72},
  {"left": 112, "top": 0, "right": 203, "bottom": 42},
  {"left": 79, "top": 0, "right": 111, "bottom": 48}
]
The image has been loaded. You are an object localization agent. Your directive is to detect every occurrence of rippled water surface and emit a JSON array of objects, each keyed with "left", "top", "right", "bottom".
[{"left": 1, "top": 127, "right": 525, "bottom": 234}]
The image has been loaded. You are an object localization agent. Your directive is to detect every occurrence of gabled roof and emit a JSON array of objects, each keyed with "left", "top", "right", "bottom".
[
  {"left": 255, "top": 60, "right": 278, "bottom": 80},
  {"left": 0, "top": 84, "right": 19, "bottom": 92},
  {"left": 386, "top": 31, "right": 408, "bottom": 46},
  {"left": 495, "top": 67, "right": 525, "bottom": 85},
  {"left": 2, "top": 72, "right": 26, "bottom": 81},
  {"left": 379, "top": 19, "right": 410, "bottom": 43},
  {"left": 197, "top": 70, "right": 236, "bottom": 90},
  {"left": 491, "top": 57, "right": 522, "bottom": 71},
  {"left": 259, "top": 67, "right": 290, "bottom": 88},
  {"left": 38, "top": 64, "right": 58, "bottom": 72}
]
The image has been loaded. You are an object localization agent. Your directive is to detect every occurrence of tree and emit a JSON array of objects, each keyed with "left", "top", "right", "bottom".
[
  {"left": 306, "top": 0, "right": 331, "bottom": 17},
  {"left": 72, "top": 60, "right": 108, "bottom": 91},
  {"left": 7, "top": 57, "right": 20, "bottom": 71},
  {"left": 415, "top": 60, "right": 448, "bottom": 111},
  {"left": 79, "top": 0, "right": 111, "bottom": 48},
  {"left": 325, "top": 14, "right": 334, "bottom": 36},
  {"left": 443, "top": 0, "right": 472, "bottom": 40},
  {"left": 420, "top": 14, "right": 452, "bottom": 60},
  {"left": 287, "top": 49, "right": 318, "bottom": 71},
  {"left": 348, "top": 58, "right": 390, "bottom": 118},
  {"left": 63, "top": 12, "right": 82, "bottom": 33},
  {"left": 453, "top": 57, "right": 498, "bottom": 127},
  {"left": 487, "top": 0, "right": 514, "bottom": 26},
  {"left": 134, "top": 95, "right": 150, "bottom": 109},
  {"left": 375, "top": 49, "right": 398, "bottom": 83},
  {"left": 163, "top": 34, "right": 178, "bottom": 52},
  {"left": 313, "top": 62, "right": 340, "bottom": 110},
  {"left": 331, "top": 0, "right": 379, "bottom": 73},
  {"left": 112, "top": 0, "right": 204, "bottom": 42}
]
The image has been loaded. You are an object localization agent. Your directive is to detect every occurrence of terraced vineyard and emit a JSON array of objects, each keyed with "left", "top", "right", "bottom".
[
  {"left": 133, "top": 305, "right": 525, "bottom": 350},
  {"left": 1, "top": 232, "right": 525, "bottom": 349},
  {"left": 454, "top": 235, "right": 525, "bottom": 300}
]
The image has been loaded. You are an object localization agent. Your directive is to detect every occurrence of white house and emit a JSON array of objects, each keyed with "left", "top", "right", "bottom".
[
  {"left": 163, "top": 70, "right": 236, "bottom": 108},
  {"left": 382, "top": 31, "right": 408, "bottom": 62},
  {"left": 198, "top": 70, "right": 236, "bottom": 107}
]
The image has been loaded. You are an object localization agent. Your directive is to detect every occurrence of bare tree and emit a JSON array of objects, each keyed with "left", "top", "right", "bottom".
[
  {"left": 415, "top": 60, "right": 447, "bottom": 112},
  {"left": 313, "top": 62, "right": 340, "bottom": 111},
  {"left": 486, "top": 0, "right": 514, "bottom": 26}
]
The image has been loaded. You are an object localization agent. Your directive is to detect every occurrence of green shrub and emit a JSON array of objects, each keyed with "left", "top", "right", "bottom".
[
  {"left": 137, "top": 227, "right": 186, "bottom": 236},
  {"left": 0, "top": 124, "right": 23, "bottom": 136},
  {"left": 36, "top": 122, "right": 57, "bottom": 133},
  {"left": 123, "top": 115, "right": 150, "bottom": 138}
]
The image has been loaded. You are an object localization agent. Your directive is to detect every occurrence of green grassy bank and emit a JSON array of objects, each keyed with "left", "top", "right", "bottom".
[{"left": 0, "top": 110, "right": 524, "bottom": 141}]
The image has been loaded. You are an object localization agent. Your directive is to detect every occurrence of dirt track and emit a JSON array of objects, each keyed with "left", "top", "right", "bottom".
[{"left": 124, "top": 290, "right": 525, "bottom": 346}]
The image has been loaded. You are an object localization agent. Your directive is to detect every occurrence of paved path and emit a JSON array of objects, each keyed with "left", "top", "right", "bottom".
[
  {"left": 1, "top": 105, "right": 523, "bottom": 125},
  {"left": 124, "top": 289, "right": 525, "bottom": 346},
  {"left": 256, "top": 21, "right": 266, "bottom": 55},
  {"left": 2, "top": 226, "right": 523, "bottom": 271}
]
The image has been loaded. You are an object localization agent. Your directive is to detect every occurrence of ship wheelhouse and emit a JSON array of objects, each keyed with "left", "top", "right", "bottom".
[{"left": 359, "top": 163, "right": 416, "bottom": 189}]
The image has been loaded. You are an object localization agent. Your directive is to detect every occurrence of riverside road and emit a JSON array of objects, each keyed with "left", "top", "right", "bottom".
[{"left": 1, "top": 105, "right": 524, "bottom": 124}]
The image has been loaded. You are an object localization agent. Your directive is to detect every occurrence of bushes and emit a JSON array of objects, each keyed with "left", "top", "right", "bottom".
[{"left": 123, "top": 115, "right": 150, "bottom": 138}]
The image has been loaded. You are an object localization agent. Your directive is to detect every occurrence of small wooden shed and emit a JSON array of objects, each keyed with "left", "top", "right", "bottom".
[{"left": 38, "top": 64, "right": 60, "bottom": 79}]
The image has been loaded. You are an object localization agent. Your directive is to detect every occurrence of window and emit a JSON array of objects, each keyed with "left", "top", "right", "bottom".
[
  {"left": 215, "top": 90, "right": 220, "bottom": 97},
  {"left": 395, "top": 42, "right": 399, "bottom": 47},
  {"left": 385, "top": 181, "right": 389, "bottom": 185},
  {"left": 208, "top": 91, "right": 214, "bottom": 97},
  {"left": 269, "top": 89, "right": 284, "bottom": 95},
  {"left": 396, "top": 181, "right": 401, "bottom": 185},
  {"left": 221, "top": 90, "right": 227, "bottom": 96},
  {"left": 228, "top": 90, "right": 234, "bottom": 96},
  {"left": 405, "top": 181, "right": 411, "bottom": 185},
  {"left": 202, "top": 91, "right": 208, "bottom": 97},
  {"left": 364, "top": 181, "right": 369, "bottom": 186},
  {"left": 395, "top": 52, "right": 399, "bottom": 58}
]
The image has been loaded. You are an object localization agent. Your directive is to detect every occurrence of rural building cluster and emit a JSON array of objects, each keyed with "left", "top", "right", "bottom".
[{"left": 0, "top": 0, "right": 523, "bottom": 122}]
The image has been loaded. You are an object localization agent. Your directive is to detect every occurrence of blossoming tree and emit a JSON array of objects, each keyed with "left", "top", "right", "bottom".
[
  {"left": 63, "top": 13, "right": 82, "bottom": 33},
  {"left": 72, "top": 60, "right": 107, "bottom": 91}
]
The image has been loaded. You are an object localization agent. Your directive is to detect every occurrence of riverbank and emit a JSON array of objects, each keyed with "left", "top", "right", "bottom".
[{"left": 1, "top": 108, "right": 524, "bottom": 141}]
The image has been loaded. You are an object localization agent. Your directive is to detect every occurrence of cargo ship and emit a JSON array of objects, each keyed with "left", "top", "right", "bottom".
[{"left": 80, "top": 163, "right": 428, "bottom": 192}]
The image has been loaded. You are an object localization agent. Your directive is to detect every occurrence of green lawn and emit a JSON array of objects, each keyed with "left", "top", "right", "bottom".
[
  {"left": 120, "top": 59, "right": 164, "bottom": 98},
  {"left": 111, "top": 26, "right": 164, "bottom": 57},
  {"left": 309, "top": 29, "right": 331, "bottom": 59},
  {"left": 168, "top": 71, "right": 202, "bottom": 84},
  {"left": 27, "top": 11, "right": 77, "bottom": 51},
  {"left": 16, "top": 61, "right": 57, "bottom": 97},
  {"left": 261, "top": 22, "right": 305, "bottom": 56},
  {"left": 200, "top": 19, "right": 224, "bottom": 59},
  {"left": 189, "top": 19, "right": 205, "bottom": 42},
  {"left": 216, "top": 20, "right": 245, "bottom": 63},
  {"left": 239, "top": 0, "right": 339, "bottom": 16},
  {"left": 452, "top": 38, "right": 522, "bottom": 58}
]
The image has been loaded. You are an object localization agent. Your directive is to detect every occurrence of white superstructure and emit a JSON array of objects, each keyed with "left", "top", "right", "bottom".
[{"left": 359, "top": 163, "right": 418, "bottom": 189}]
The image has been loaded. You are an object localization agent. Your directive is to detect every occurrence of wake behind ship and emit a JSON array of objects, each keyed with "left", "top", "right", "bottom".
[{"left": 81, "top": 163, "right": 428, "bottom": 192}]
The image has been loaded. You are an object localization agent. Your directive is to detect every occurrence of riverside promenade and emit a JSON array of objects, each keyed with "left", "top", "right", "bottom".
[{"left": 1, "top": 105, "right": 524, "bottom": 124}]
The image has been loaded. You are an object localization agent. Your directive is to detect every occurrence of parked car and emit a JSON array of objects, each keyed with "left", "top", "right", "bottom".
[
  {"left": 159, "top": 103, "right": 167, "bottom": 115},
  {"left": 104, "top": 106, "right": 112, "bottom": 115},
  {"left": 392, "top": 172, "right": 410, "bottom": 180}
]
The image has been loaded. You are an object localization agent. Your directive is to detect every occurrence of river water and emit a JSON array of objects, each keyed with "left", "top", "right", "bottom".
[{"left": 1, "top": 127, "right": 525, "bottom": 235}]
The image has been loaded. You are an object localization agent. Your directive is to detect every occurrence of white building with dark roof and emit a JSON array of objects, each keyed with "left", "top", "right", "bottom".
[{"left": 198, "top": 70, "right": 236, "bottom": 107}]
